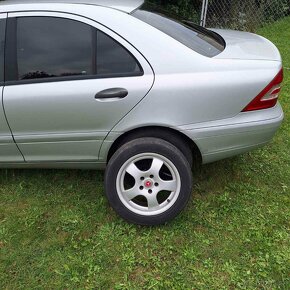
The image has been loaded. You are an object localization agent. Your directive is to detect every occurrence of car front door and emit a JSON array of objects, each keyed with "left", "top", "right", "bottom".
[
  {"left": 0, "top": 13, "right": 24, "bottom": 163},
  {"left": 3, "top": 11, "right": 154, "bottom": 163}
]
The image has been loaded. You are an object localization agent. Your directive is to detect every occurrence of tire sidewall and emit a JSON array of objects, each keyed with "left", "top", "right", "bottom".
[{"left": 105, "top": 138, "right": 192, "bottom": 225}]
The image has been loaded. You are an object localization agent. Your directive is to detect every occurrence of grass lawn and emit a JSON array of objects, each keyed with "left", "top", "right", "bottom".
[{"left": 0, "top": 18, "right": 289, "bottom": 289}]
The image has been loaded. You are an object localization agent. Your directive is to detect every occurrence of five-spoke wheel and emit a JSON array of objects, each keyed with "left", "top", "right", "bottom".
[
  {"left": 117, "top": 153, "right": 181, "bottom": 216},
  {"left": 105, "top": 138, "right": 192, "bottom": 225}
]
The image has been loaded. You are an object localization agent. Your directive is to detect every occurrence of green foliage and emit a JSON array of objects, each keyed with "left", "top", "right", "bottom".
[
  {"left": 206, "top": 0, "right": 290, "bottom": 31},
  {"left": 260, "top": 0, "right": 290, "bottom": 21},
  {"left": 149, "top": 0, "right": 290, "bottom": 31},
  {"left": 148, "top": 0, "right": 201, "bottom": 22}
]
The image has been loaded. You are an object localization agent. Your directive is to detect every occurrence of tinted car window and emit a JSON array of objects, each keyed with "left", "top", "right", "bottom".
[
  {"left": 9, "top": 16, "right": 142, "bottom": 82},
  {"left": 97, "top": 30, "right": 142, "bottom": 76},
  {"left": 0, "top": 19, "right": 6, "bottom": 83},
  {"left": 133, "top": 8, "right": 225, "bottom": 57},
  {"left": 17, "top": 17, "right": 93, "bottom": 80}
]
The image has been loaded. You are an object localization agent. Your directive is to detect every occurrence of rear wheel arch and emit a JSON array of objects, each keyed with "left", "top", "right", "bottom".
[{"left": 106, "top": 126, "right": 202, "bottom": 168}]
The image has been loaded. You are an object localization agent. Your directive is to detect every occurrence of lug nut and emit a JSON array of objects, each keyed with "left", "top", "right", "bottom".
[
  {"left": 150, "top": 175, "right": 154, "bottom": 178},
  {"left": 140, "top": 186, "right": 144, "bottom": 190},
  {"left": 155, "top": 183, "right": 159, "bottom": 187},
  {"left": 148, "top": 189, "right": 153, "bottom": 194}
]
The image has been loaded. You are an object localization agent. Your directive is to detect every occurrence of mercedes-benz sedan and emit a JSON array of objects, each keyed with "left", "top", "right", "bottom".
[{"left": 0, "top": 0, "right": 284, "bottom": 225}]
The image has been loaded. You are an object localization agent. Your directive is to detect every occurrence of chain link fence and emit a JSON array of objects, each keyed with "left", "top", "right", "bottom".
[
  {"left": 201, "top": 0, "right": 290, "bottom": 31},
  {"left": 150, "top": 1, "right": 289, "bottom": 31}
]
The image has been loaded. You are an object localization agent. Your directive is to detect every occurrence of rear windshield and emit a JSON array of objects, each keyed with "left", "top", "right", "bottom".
[{"left": 132, "top": 4, "right": 225, "bottom": 57}]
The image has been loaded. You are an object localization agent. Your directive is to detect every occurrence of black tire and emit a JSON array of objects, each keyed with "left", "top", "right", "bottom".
[
  {"left": 110, "top": 128, "right": 194, "bottom": 167},
  {"left": 105, "top": 137, "right": 192, "bottom": 226}
]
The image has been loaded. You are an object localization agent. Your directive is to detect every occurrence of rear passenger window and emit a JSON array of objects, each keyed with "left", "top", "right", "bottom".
[
  {"left": 0, "top": 19, "right": 6, "bottom": 83},
  {"left": 97, "top": 31, "right": 142, "bottom": 76},
  {"left": 7, "top": 16, "right": 142, "bottom": 82}
]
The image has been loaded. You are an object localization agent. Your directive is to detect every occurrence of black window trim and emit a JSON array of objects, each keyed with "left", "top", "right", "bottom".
[
  {"left": 4, "top": 15, "right": 144, "bottom": 86},
  {"left": 0, "top": 17, "right": 6, "bottom": 86}
]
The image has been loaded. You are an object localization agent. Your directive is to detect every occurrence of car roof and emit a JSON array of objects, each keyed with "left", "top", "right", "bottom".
[{"left": 0, "top": 0, "right": 144, "bottom": 13}]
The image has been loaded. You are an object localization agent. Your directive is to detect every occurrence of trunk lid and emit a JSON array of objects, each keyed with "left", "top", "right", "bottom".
[{"left": 211, "top": 29, "right": 281, "bottom": 61}]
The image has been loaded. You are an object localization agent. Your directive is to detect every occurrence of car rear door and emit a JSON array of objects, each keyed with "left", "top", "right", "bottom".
[
  {"left": 3, "top": 11, "right": 154, "bottom": 163},
  {"left": 0, "top": 13, "right": 24, "bottom": 163}
]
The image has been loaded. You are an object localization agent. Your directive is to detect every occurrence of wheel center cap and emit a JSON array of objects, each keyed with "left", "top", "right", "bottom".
[{"left": 144, "top": 179, "right": 153, "bottom": 188}]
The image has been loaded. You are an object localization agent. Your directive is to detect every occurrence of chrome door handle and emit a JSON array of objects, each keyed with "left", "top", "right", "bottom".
[{"left": 95, "top": 88, "right": 128, "bottom": 100}]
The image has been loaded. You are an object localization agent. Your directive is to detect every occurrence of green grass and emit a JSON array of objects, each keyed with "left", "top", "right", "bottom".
[{"left": 0, "top": 18, "right": 289, "bottom": 289}]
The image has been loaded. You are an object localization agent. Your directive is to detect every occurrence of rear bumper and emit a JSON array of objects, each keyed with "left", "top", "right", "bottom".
[{"left": 178, "top": 103, "right": 284, "bottom": 164}]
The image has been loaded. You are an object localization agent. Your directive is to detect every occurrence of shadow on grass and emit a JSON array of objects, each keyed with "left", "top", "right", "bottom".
[{"left": 0, "top": 154, "right": 247, "bottom": 200}]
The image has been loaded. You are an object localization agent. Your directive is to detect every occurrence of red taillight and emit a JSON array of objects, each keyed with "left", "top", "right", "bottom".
[{"left": 242, "top": 68, "right": 283, "bottom": 112}]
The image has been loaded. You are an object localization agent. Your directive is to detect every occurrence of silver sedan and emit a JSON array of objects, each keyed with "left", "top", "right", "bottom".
[{"left": 0, "top": 0, "right": 284, "bottom": 225}]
